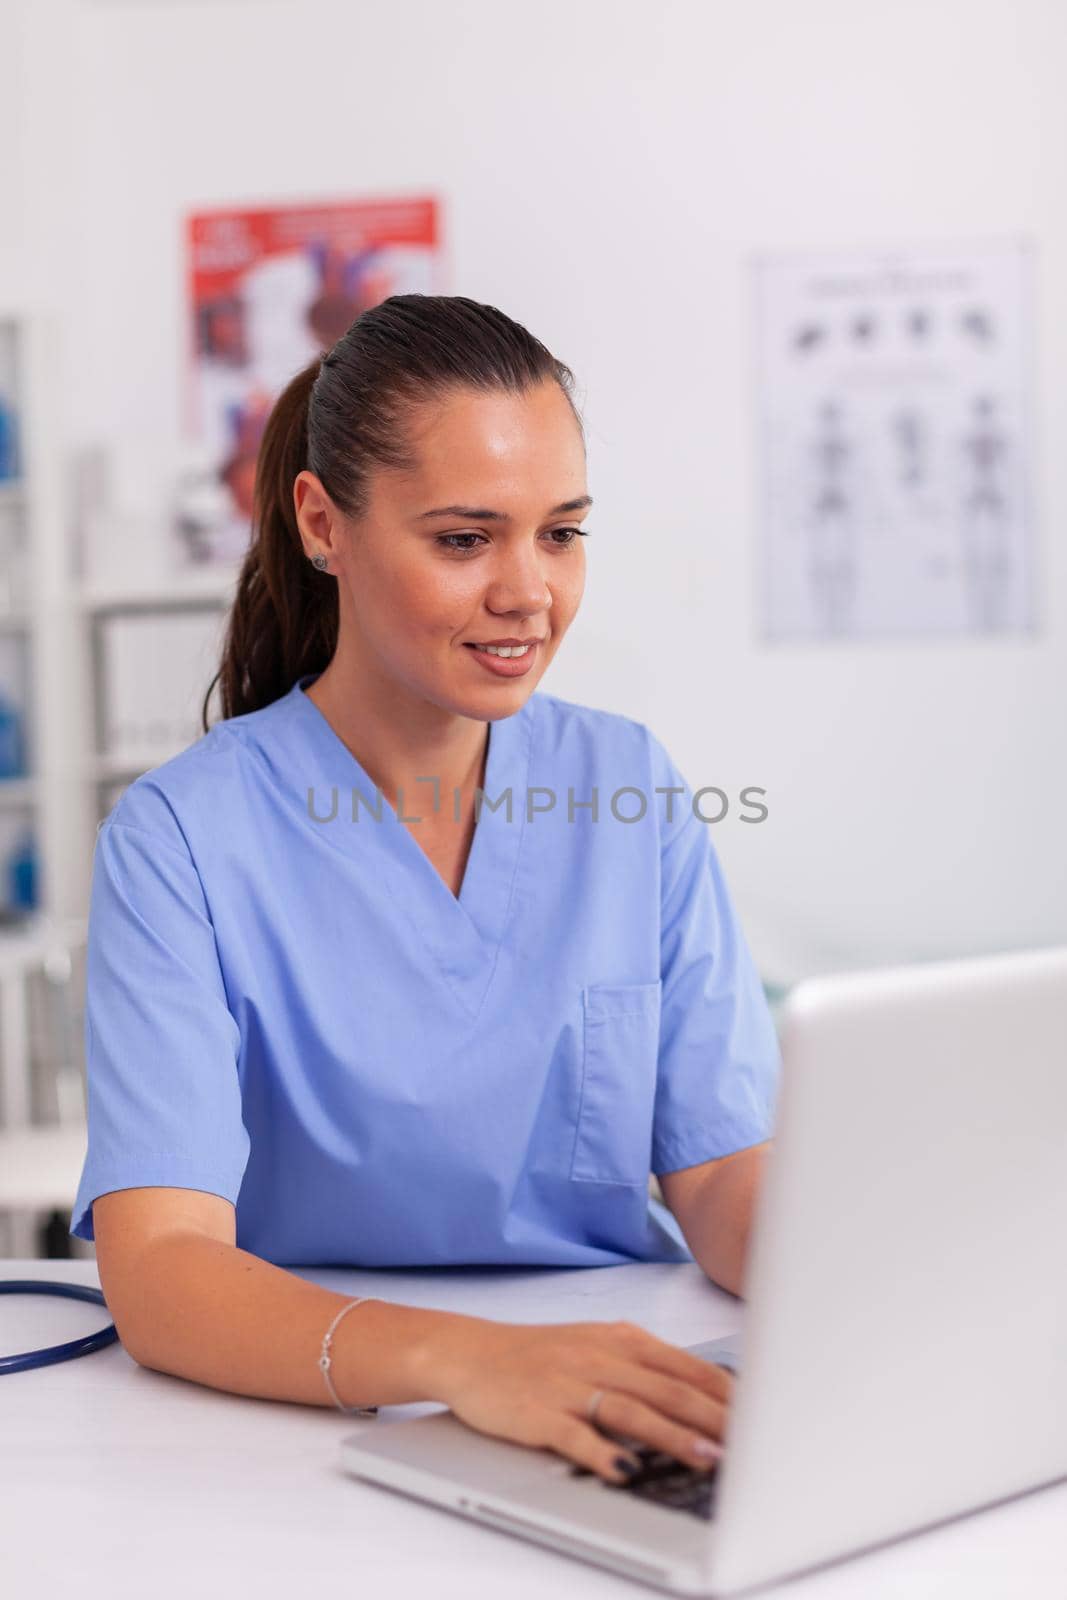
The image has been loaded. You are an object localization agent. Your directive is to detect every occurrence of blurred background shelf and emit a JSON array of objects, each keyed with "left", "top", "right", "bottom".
[
  {"left": 0, "top": 776, "right": 37, "bottom": 805},
  {"left": 87, "top": 750, "right": 180, "bottom": 783},
  {"left": 0, "top": 309, "right": 95, "bottom": 1257},
  {"left": 0, "top": 1123, "right": 88, "bottom": 1212},
  {"left": 76, "top": 568, "right": 239, "bottom": 615},
  {"left": 0, "top": 1122, "right": 93, "bottom": 1259}
]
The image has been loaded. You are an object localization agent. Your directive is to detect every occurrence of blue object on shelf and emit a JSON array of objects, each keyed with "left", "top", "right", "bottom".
[
  {"left": 7, "top": 828, "right": 37, "bottom": 910},
  {"left": 0, "top": 394, "right": 19, "bottom": 480},
  {"left": 0, "top": 691, "right": 23, "bottom": 777}
]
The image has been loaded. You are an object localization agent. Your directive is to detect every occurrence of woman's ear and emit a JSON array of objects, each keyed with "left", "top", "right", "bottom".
[{"left": 293, "top": 471, "right": 339, "bottom": 562}]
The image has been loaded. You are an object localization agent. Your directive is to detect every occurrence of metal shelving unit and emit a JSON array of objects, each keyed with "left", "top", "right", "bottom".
[
  {"left": 0, "top": 310, "right": 94, "bottom": 1256},
  {"left": 80, "top": 571, "right": 237, "bottom": 821},
  {"left": 0, "top": 309, "right": 244, "bottom": 1255}
]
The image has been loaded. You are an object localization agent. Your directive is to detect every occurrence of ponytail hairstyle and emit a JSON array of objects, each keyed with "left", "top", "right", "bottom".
[{"left": 201, "top": 294, "right": 583, "bottom": 731}]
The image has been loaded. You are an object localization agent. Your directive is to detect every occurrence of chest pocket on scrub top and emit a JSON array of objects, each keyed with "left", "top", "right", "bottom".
[{"left": 571, "top": 981, "right": 663, "bottom": 1186}]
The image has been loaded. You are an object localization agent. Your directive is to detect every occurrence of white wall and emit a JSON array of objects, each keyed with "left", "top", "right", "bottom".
[{"left": 4, "top": 0, "right": 1066, "bottom": 981}]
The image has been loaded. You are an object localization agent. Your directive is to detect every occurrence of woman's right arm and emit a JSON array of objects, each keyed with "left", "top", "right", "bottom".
[{"left": 93, "top": 1187, "right": 732, "bottom": 1486}]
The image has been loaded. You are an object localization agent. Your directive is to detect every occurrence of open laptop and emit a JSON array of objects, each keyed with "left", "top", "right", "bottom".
[{"left": 339, "top": 944, "right": 1067, "bottom": 1594}]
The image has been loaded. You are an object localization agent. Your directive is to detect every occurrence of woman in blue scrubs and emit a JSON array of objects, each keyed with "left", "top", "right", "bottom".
[{"left": 72, "top": 295, "right": 779, "bottom": 1485}]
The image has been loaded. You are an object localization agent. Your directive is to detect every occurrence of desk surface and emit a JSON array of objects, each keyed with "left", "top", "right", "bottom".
[{"left": 2, "top": 1258, "right": 1065, "bottom": 1600}]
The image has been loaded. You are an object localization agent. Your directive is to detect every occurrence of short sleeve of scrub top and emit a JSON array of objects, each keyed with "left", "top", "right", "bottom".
[
  {"left": 643, "top": 726, "right": 780, "bottom": 1177},
  {"left": 70, "top": 676, "right": 780, "bottom": 1268},
  {"left": 69, "top": 813, "right": 251, "bottom": 1239}
]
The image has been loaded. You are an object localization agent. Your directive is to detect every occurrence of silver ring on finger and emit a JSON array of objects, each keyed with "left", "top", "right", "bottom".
[{"left": 587, "top": 1388, "right": 606, "bottom": 1424}]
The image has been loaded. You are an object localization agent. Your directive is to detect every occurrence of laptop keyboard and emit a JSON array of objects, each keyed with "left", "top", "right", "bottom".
[
  {"left": 565, "top": 1337, "right": 736, "bottom": 1521},
  {"left": 570, "top": 1445, "right": 720, "bottom": 1521}
]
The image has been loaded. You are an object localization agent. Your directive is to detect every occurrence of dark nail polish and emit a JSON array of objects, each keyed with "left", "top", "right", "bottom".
[{"left": 613, "top": 1455, "right": 640, "bottom": 1477}]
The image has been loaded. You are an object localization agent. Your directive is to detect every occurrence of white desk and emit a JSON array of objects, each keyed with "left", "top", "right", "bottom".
[{"left": 2, "top": 1258, "right": 1065, "bottom": 1599}]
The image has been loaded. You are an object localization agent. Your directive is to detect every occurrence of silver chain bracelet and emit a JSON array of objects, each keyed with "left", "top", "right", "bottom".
[{"left": 318, "top": 1296, "right": 380, "bottom": 1415}]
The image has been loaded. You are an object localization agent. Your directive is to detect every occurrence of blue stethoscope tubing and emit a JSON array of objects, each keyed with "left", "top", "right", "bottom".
[{"left": 0, "top": 1279, "right": 118, "bottom": 1373}]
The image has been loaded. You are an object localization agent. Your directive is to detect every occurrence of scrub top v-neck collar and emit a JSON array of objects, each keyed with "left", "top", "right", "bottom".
[{"left": 255, "top": 672, "right": 535, "bottom": 1022}]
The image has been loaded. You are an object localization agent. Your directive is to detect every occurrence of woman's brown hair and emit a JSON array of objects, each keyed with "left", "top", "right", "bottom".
[{"left": 201, "top": 294, "right": 582, "bottom": 731}]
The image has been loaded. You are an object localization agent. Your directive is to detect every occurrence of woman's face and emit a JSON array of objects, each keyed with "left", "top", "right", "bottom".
[{"left": 297, "top": 380, "right": 590, "bottom": 721}]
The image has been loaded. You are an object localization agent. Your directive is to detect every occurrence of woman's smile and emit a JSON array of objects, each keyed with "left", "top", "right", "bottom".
[{"left": 463, "top": 639, "right": 540, "bottom": 676}]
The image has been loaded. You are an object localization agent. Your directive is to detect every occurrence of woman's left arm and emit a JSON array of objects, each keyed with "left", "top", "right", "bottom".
[{"left": 658, "top": 1140, "right": 772, "bottom": 1298}]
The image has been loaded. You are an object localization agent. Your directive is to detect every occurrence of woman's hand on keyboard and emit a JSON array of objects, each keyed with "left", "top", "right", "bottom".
[{"left": 424, "top": 1317, "right": 732, "bottom": 1485}]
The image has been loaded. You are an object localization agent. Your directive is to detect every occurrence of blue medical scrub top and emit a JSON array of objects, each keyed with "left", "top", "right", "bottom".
[{"left": 71, "top": 674, "right": 780, "bottom": 1267}]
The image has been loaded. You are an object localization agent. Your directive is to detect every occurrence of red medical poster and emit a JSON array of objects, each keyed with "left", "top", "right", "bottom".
[{"left": 181, "top": 194, "right": 443, "bottom": 563}]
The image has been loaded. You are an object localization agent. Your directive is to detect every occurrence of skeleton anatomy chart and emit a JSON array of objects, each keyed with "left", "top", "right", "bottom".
[{"left": 754, "top": 240, "right": 1035, "bottom": 640}]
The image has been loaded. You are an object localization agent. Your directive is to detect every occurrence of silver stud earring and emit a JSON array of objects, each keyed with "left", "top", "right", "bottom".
[{"left": 311, "top": 554, "right": 328, "bottom": 571}]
